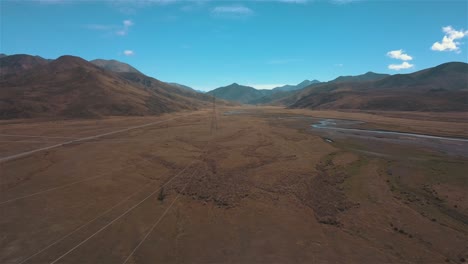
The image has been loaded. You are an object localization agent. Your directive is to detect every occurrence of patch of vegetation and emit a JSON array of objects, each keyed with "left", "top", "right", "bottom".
[
  {"left": 305, "top": 152, "right": 361, "bottom": 226},
  {"left": 158, "top": 187, "right": 166, "bottom": 201},
  {"left": 383, "top": 159, "right": 468, "bottom": 233}
]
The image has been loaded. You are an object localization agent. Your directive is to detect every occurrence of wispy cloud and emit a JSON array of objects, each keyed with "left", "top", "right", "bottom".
[
  {"left": 386, "top": 49, "right": 413, "bottom": 61},
  {"left": 110, "top": 0, "right": 179, "bottom": 14},
  {"left": 212, "top": 5, "right": 254, "bottom": 17},
  {"left": 388, "top": 62, "right": 414, "bottom": 71},
  {"left": 123, "top": 50, "right": 135, "bottom": 56},
  {"left": 431, "top": 26, "right": 468, "bottom": 53},
  {"left": 276, "top": 0, "right": 308, "bottom": 3},
  {"left": 334, "top": 63, "right": 344, "bottom": 67},
  {"left": 116, "top": 20, "right": 134, "bottom": 36},
  {"left": 86, "top": 19, "right": 134, "bottom": 37}
]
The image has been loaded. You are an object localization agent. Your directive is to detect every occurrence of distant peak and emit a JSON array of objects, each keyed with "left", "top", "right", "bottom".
[
  {"left": 364, "top": 71, "right": 381, "bottom": 75},
  {"left": 56, "top": 55, "right": 83, "bottom": 60},
  {"left": 90, "top": 58, "right": 141, "bottom": 74},
  {"left": 54, "top": 55, "right": 89, "bottom": 65}
]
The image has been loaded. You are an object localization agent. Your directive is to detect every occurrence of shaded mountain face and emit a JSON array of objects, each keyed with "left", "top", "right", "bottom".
[
  {"left": 0, "top": 54, "right": 49, "bottom": 76},
  {"left": 251, "top": 73, "right": 390, "bottom": 105},
  {"left": 90, "top": 59, "right": 142, "bottom": 74},
  {"left": 332, "top": 72, "right": 390, "bottom": 83},
  {"left": 207, "top": 83, "right": 272, "bottom": 104},
  {"left": 273, "top": 80, "right": 321, "bottom": 92},
  {"left": 287, "top": 62, "right": 468, "bottom": 111},
  {"left": 0, "top": 54, "right": 7, "bottom": 58},
  {"left": 0, "top": 55, "right": 213, "bottom": 119},
  {"left": 168, "top": 83, "right": 204, "bottom": 93}
]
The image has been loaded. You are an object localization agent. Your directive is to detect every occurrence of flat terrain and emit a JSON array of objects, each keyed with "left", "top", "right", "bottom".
[{"left": 1, "top": 106, "right": 467, "bottom": 263}]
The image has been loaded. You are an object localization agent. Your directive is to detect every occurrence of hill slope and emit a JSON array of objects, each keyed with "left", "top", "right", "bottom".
[
  {"left": 332, "top": 71, "right": 390, "bottom": 83},
  {"left": 207, "top": 83, "right": 271, "bottom": 104},
  {"left": 0, "top": 54, "right": 49, "bottom": 76},
  {"left": 90, "top": 59, "right": 142, "bottom": 74},
  {"left": 287, "top": 62, "right": 468, "bottom": 111},
  {"left": 168, "top": 82, "right": 204, "bottom": 93},
  {"left": 0, "top": 55, "right": 212, "bottom": 119},
  {"left": 273, "top": 80, "right": 321, "bottom": 92}
]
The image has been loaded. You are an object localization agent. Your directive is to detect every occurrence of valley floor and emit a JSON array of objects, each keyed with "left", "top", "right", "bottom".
[{"left": 0, "top": 106, "right": 467, "bottom": 263}]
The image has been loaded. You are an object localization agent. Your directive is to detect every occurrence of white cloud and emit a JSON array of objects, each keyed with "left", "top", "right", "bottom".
[
  {"left": 123, "top": 50, "right": 135, "bottom": 56},
  {"left": 387, "top": 49, "right": 413, "bottom": 70},
  {"left": 212, "top": 5, "right": 253, "bottom": 16},
  {"left": 87, "top": 19, "right": 134, "bottom": 36},
  {"left": 431, "top": 26, "right": 468, "bottom": 53},
  {"left": 387, "top": 49, "right": 413, "bottom": 61},
  {"left": 123, "top": 19, "right": 134, "bottom": 27},
  {"left": 116, "top": 19, "right": 134, "bottom": 36},
  {"left": 247, "top": 84, "right": 286, "bottom": 90},
  {"left": 388, "top": 62, "right": 414, "bottom": 71}
]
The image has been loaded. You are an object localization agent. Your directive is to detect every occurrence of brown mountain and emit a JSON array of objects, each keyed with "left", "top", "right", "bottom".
[
  {"left": 287, "top": 62, "right": 468, "bottom": 111},
  {"left": 90, "top": 59, "right": 142, "bottom": 74},
  {"left": 0, "top": 55, "right": 212, "bottom": 119},
  {"left": 207, "top": 83, "right": 272, "bottom": 104},
  {"left": 0, "top": 54, "right": 49, "bottom": 76},
  {"left": 331, "top": 71, "right": 389, "bottom": 83}
]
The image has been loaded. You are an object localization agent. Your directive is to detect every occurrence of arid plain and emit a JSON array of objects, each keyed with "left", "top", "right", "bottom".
[{"left": 1, "top": 106, "right": 467, "bottom": 264}]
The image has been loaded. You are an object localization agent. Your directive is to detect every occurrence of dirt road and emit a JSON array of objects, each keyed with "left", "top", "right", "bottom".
[{"left": 1, "top": 107, "right": 467, "bottom": 263}]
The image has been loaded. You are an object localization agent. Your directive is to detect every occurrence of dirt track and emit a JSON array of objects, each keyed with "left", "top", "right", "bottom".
[{"left": 1, "top": 106, "right": 467, "bottom": 263}]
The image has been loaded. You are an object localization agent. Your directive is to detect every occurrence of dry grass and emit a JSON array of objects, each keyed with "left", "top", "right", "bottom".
[{"left": 0, "top": 106, "right": 467, "bottom": 263}]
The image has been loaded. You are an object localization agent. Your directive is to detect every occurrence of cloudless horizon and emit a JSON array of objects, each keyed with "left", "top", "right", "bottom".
[{"left": 1, "top": 0, "right": 467, "bottom": 91}]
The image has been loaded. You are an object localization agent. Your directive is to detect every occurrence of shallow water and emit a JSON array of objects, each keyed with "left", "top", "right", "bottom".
[
  {"left": 312, "top": 119, "right": 468, "bottom": 143},
  {"left": 311, "top": 118, "right": 468, "bottom": 157}
]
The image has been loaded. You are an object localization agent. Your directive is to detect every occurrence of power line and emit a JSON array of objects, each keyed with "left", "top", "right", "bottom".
[
  {"left": 121, "top": 169, "right": 198, "bottom": 264},
  {"left": 17, "top": 180, "right": 157, "bottom": 264},
  {"left": 122, "top": 97, "right": 216, "bottom": 264},
  {"left": 48, "top": 156, "right": 205, "bottom": 264},
  {"left": 0, "top": 113, "right": 193, "bottom": 163}
]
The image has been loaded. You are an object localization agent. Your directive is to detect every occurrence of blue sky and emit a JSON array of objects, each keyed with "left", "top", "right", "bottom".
[{"left": 1, "top": 0, "right": 467, "bottom": 91}]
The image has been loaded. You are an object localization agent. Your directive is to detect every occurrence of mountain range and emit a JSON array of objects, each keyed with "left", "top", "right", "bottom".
[
  {"left": 286, "top": 62, "right": 468, "bottom": 111},
  {"left": 272, "top": 80, "right": 321, "bottom": 92},
  {"left": 208, "top": 71, "right": 396, "bottom": 105},
  {"left": 330, "top": 71, "right": 389, "bottom": 83},
  {"left": 1, "top": 53, "right": 467, "bottom": 119},
  {"left": 207, "top": 83, "right": 271, "bottom": 104},
  {"left": 0, "top": 54, "right": 216, "bottom": 119},
  {"left": 207, "top": 63, "right": 467, "bottom": 111}
]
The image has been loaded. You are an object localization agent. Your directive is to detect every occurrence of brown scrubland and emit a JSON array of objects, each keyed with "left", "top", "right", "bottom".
[{"left": 1, "top": 106, "right": 467, "bottom": 264}]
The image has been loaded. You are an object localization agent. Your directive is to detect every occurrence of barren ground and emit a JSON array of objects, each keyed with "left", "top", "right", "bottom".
[{"left": 1, "top": 106, "right": 467, "bottom": 264}]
